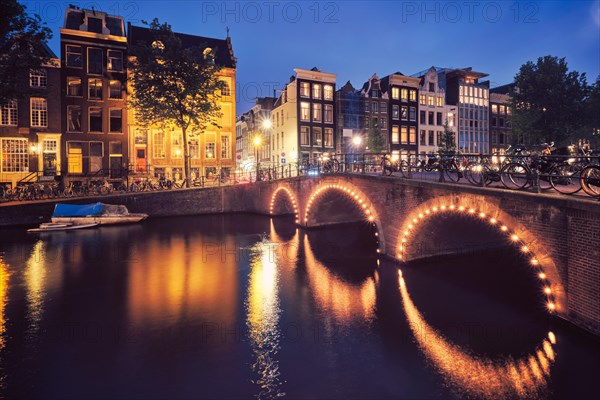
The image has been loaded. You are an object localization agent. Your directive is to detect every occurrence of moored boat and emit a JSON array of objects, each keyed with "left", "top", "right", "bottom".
[
  {"left": 50, "top": 202, "right": 148, "bottom": 226},
  {"left": 27, "top": 222, "right": 99, "bottom": 233}
]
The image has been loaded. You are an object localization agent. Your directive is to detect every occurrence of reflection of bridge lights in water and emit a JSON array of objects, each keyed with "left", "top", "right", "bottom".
[
  {"left": 246, "top": 238, "right": 285, "bottom": 399},
  {"left": 25, "top": 241, "right": 47, "bottom": 337},
  {"left": 303, "top": 236, "right": 376, "bottom": 325},
  {"left": 398, "top": 270, "right": 556, "bottom": 399},
  {"left": 398, "top": 204, "right": 562, "bottom": 313}
]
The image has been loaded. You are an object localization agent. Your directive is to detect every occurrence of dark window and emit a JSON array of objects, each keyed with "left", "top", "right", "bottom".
[
  {"left": 420, "top": 110, "right": 426, "bottom": 124},
  {"left": 87, "top": 48, "right": 103, "bottom": 74},
  {"left": 90, "top": 142, "right": 103, "bottom": 156},
  {"left": 409, "top": 107, "right": 416, "bottom": 121},
  {"left": 109, "top": 141, "right": 122, "bottom": 155},
  {"left": 88, "top": 17, "right": 103, "bottom": 34},
  {"left": 419, "top": 130, "right": 426, "bottom": 145},
  {"left": 392, "top": 105, "right": 399, "bottom": 119},
  {"left": 428, "top": 111, "right": 434, "bottom": 125},
  {"left": 109, "top": 109, "right": 122, "bottom": 132},
  {"left": 67, "top": 106, "right": 81, "bottom": 131},
  {"left": 372, "top": 102, "right": 378, "bottom": 112},
  {"left": 89, "top": 107, "right": 102, "bottom": 132},
  {"left": 436, "top": 112, "right": 443, "bottom": 126},
  {"left": 428, "top": 82, "right": 435, "bottom": 92},
  {"left": 66, "top": 45, "right": 82, "bottom": 68},
  {"left": 107, "top": 50, "right": 123, "bottom": 72},
  {"left": 491, "top": 117, "right": 497, "bottom": 127},
  {"left": 499, "top": 118, "right": 505, "bottom": 127},
  {"left": 428, "top": 130, "right": 434, "bottom": 145},
  {"left": 109, "top": 80, "right": 121, "bottom": 99}
]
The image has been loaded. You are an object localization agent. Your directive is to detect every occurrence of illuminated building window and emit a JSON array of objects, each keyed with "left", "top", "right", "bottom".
[
  {"left": 392, "top": 87, "right": 400, "bottom": 99},
  {"left": 312, "top": 103, "right": 322, "bottom": 122},
  {"left": 409, "top": 90, "right": 417, "bottom": 101},
  {"left": 67, "top": 105, "right": 81, "bottom": 131},
  {"left": 0, "top": 100, "right": 17, "bottom": 126},
  {"left": 221, "top": 135, "right": 231, "bottom": 158},
  {"left": 401, "top": 88, "right": 408, "bottom": 101},
  {"left": 401, "top": 126, "right": 408, "bottom": 144},
  {"left": 67, "top": 77, "right": 82, "bottom": 97},
  {"left": 420, "top": 94, "right": 426, "bottom": 105},
  {"left": 401, "top": 106, "right": 408, "bottom": 120},
  {"left": 324, "top": 128, "right": 333, "bottom": 147},
  {"left": 107, "top": 50, "right": 123, "bottom": 72},
  {"left": 88, "top": 78, "right": 102, "bottom": 100},
  {"left": 300, "top": 102, "right": 310, "bottom": 121},
  {"left": 300, "top": 82, "right": 310, "bottom": 97},
  {"left": 300, "top": 126, "right": 310, "bottom": 145},
  {"left": 312, "top": 84, "right": 321, "bottom": 99},
  {"left": 324, "top": 85, "right": 333, "bottom": 100},
  {"left": 30, "top": 98, "right": 47, "bottom": 127},
  {"left": 30, "top": 70, "right": 47, "bottom": 88},
  {"left": 205, "top": 134, "right": 216, "bottom": 159},
  {"left": 312, "top": 127, "right": 322, "bottom": 146},
  {"left": 1, "top": 138, "right": 29, "bottom": 172},
  {"left": 172, "top": 133, "right": 183, "bottom": 158},
  {"left": 153, "top": 130, "right": 165, "bottom": 158},
  {"left": 409, "top": 127, "right": 416, "bottom": 144},
  {"left": 392, "top": 126, "right": 399, "bottom": 144}
]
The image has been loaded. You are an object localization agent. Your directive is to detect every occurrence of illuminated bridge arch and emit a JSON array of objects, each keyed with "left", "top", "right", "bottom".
[
  {"left": 396, "top": 196, "right": 566, "bottom": 315},
  {"left": 303, "top": 182, "right": 385, "bottom": 254},
  {"left": 269, "top": 186, "right": 299, "bottom": 224}
]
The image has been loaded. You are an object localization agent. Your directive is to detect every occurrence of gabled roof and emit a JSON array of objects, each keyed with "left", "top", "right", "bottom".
[{"left": 128, "top": 24, "right": 236, "bottom": 68}]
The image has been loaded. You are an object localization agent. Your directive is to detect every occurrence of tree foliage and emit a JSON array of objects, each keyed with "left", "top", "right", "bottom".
[
  {"left": 129, "top": 19, "right": 225, "bottom": 186},
  {"left": 510, "top": 56, "right": 589, "bottom": 146},
  {"left": 438, "top": 119, "right": 456, "bottom": 154},
  {"left": 0, "top": 0, "right": 53, "bottom": 103},
  {"left": 366, "top": 117, "right": 385, "bottom": 153}
]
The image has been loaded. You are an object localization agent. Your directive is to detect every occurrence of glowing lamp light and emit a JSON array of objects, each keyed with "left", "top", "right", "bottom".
[
  {"left": 368, "top": 216, "right": 374, "bottom": 222},
  {"left": 489, "top": 218, "right": 497, "bottom": 224},
  {"left": 441, "top": 205, "right": 446, "bottom": 210},
  {"left": 531, "top": 258, "right": 539, "bottom": 266},
  {"left": 412, "top": 219, "right": 418, "bottom": 223},
  {"left": 547, "top": 302, "right": 556, "bottom": 311},
  {"left": 548, "top": 331, "right": 556, "bottom": 344},
  {"left": 544, "top": 287, "right": 552, "bottom": 295},
  {"left": 449, "top": 205, "right": 455, "bottom": 210},
  {"left": 352, "top": 136, "right": 362, "bottom": 146},
  {"left": 479, "top": 212, "right": 486, "bottom": 218},
  {"left": 408, "top": 224, "right": 413, "bottom": 229},
  {"left": 538, "top": 272, "right": 546, "bottom": 279},
  {"left": 261, "top": 119, "right": 272, "bottom": 129},
  {"left": 511, "top": 234, "right": 519, "bottom": 241},
  {"left": 458, "top": 206, "right": 465, "bottom": 211},
  {"left": 468, "top": 208, "right": 475, "bottom": 214},
  {"left": 521, "top": 245, "right": 529, "bottom": 253},
  {"left": 500, "top": 225, "right": 508, "bottom": 231},
  {"left": 432, "top": 207, "right": 438, "bottom": 212}
]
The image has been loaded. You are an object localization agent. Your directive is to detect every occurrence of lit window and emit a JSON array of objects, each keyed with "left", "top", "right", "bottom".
[
  {"left": 221, "top": 81, "right": 231, "bottom": 96},
  {"left": 312, "top": 103, "right": 322, "bottom": 122},
  {"left": 324, "top": 85, "right": 333, "bottom": 100},
  {"left": 312, "top": 127, "right": 322, "bottom": 146},
  {"left": 324, "top": 104, "right": 333, "bottom": 123},
  {"left": 89, "top": 107, "right": 102, "bottom": 132},
  {"left": 436, "top": 96, "right": 443, "bottom": 106},
  {"left": 392, "top": 87, "right": 400, "bottom": 100},
  {"left": 491, "top": 104, "right": 498, "bottom": 114},
  {"left": 189, "top": 138, "right": 199, "bottom": 159},
  {"left": 401, "top": 106, "right": 408, "bottom": 120},
  {"left": 324, "top": 128, "right": 333, "bottom": 147},
  {"left": 313, "top": 84, "right": 321, "bottom": 99},
  {"left": 153, "top": 130, "right": 166, "bottom": 158},
  {"left": 88, "top": 78, "right": 103, "bottom": 99},
  {"left": 300, "top": 126, "right": 310, "bottom": 145},
  {"left": 427, "top": 96, "right": 434, "bottom": 106},
  {"left": 172, "top": 133, "right": 183, "bottom": 158},
  {"left": 1, "top": 101, "right": 18, "bottom": 126},
  {"left": 401, "top": 88, "right": 408, "bottom": 101},
  {"left": 109, "top": 109, "right": 122, "bottom": 132},
  {"left": 30, "top": 98, "right": 47, "bottom": 127},
  {"left": 30, "top": 70, "right": 47, "bottom": 88},
  {"left": 221, "top": 135, "right": 231, "bottom": 158},
  {"left": 420, "top": 94, "right": 426, "bottom": 105},
  {"left": 392, "top": 105, "right": 399, "bottom": 119},
  {"left": 409, "top": 90, "right": 417, "bottom": 101},
  {"left": 67, "top": 77, "right": 82, "bottom": 97},
  {"left": 67, "top": 105, "right": 82, "bottom": 131},
  {"left": 87, "top": 47, "right": 103, "bottom": 74},
  {"left": 66, "top": 45, "right": 82, "bottom": 67},
  {"left": 401, "top": 126, "right": 408, "bottom": 144},
  {"left": 409, "top": 127, "right": 416, "bottom": 144},
  {"left": 300, "top": 82, "right": 310, "bottom": 97},
  {"left": 109, "top": 80, "right": 121, "bottom": 99},
  {"left": 391, "top": 126, "right": 399, "bottom": 144},
  {"left": 1, "top": 138, "right": 29, "bottom": 172},
  {"left": 300, "top": 102, "right": 310, "bottom": 121},
  {"left": 107, "top": 50, "right": 123, "bottom": 72}
]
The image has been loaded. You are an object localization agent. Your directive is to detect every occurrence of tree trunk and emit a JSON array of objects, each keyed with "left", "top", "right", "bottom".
[{"left": 182, "top": 125, "right": 191, "bottom": 188}]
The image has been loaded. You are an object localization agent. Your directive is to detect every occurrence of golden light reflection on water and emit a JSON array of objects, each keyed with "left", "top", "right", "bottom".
[
  {"left": 246, "top": 237, "right": 284, "bottom": 399},
  {"left": 25, "top": 241, "right": 47, "bottom": 334},
  {"left": 398, "top": 271, "right": 556, "bottom": 399},
  {"left": 0, "top": 255, "right": 9, "bottom": 350},
  {"left": 127, "top": 236, "right": 239, "bottom": 325},
  {"left": 303, "top": 236, "right": 376, "bottom": 324}
]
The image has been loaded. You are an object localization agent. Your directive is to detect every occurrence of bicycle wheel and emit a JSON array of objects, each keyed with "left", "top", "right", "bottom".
[
  {"left": 332, "top": 159, "right": 340, "bottom": 173},
  {"left": 580, "top": 165, "right": 600, "bottom": 197},
  {"left": 501, "top": 162, "right": 530, "bottom": 190},
  {"left": 444, "top": 160, "right": 462, "bottom": 182},
  {"left": 381, "top": 159, "right": 393, "bottom": 176},
  {"left": 549, "top": 163, "right": 582, "bottom": 195},
  {"left": 464, "top": 162, "right": 484, "bottom": 186}
]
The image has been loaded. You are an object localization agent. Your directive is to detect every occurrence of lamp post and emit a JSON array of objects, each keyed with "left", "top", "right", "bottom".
[{"left": 253, "top": 135, "right": 261, "bottom": 182}]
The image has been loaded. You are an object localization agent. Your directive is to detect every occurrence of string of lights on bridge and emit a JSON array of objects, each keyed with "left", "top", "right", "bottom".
[{"left": 398, "top": 204, "right": 558, "bottom": 313}]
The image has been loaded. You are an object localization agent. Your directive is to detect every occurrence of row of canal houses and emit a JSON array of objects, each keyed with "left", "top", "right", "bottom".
[
  {"left": 0, "top": 6, "right": 512, "bottom": 187},
  {"left": 237, "top": 67, "right": 513, "bottom": 170}
]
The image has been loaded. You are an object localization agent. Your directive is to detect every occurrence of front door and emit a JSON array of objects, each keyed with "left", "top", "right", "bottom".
[
  {"left": 135, "top": 147, "right": 147, "bottom": 173},
  {"left": 43, "top": 153, "right": 57, "bottom": 176}
]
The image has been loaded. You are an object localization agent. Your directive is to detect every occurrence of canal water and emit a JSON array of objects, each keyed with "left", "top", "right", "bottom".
[{"left": 0, "top": 214, "right": 598, "bottom": 399}]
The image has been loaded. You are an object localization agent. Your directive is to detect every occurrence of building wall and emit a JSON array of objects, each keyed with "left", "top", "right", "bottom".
[
  {"left": 387, "top": 74, "right": 420, "bottom": 157},
  {"left": 490, "top": 93, "right": 512, "bottom": 153},
  {"left": 0, "top": 60, "right": 62, "bottom": 186}
]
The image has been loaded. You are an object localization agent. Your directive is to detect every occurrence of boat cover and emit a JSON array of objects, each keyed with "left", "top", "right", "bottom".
[{"left": 53, "top": 202, "right": 104, "bottom": 217}]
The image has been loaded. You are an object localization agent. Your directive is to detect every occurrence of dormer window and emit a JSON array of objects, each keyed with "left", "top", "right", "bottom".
[{"left": 88, "top": 17, "right": 103, "bottom": 33}]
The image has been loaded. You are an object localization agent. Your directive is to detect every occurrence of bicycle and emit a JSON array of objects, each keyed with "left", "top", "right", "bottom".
[
  {"left": 322, "top": 154, "right": 340, "bottom": 173},
  {"left": 580, "top": 164, "right": 600, "bottom": 197}
]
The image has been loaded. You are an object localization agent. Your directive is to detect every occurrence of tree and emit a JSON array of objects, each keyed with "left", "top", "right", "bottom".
[
  {"left": 129, "top": 19, "right": 225, "bottom": 187},
  {"left": 366, "top": 117, "right": 385, "bottom": 153},
  {"left": 510, "top": 56, "right": 588, "bottom": 146},
  {"left": 580, "top": 76, "right": 600, "bottom": 148},
  {"left": 438, "top": 119, "right": 455, "bottom": 154},
  {"left": 0, "top": 0, "right": 53, "bottom": 103}
]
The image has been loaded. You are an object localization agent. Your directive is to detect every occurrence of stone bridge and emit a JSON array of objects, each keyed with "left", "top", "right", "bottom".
[
  {"left": 254, "top": 174, "right": 600, "bottom": 336},
  {"left": 2, "top": 173, "right": 598, "bottom": 335}
]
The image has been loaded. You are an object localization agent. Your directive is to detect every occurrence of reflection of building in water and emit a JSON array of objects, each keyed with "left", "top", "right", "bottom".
[
  {"left": 303, "top": 236, "right": 376, "bottom": 324},
  {"left": 127, "top": 235, "right": 238, "bottom": 325},
  {"left": 246, "top": 238, "right": 284, "bottom": 400},
  {"left": 398, "top": 270, "right": 556, "bottom": 399},
  {"left": 0, "top": 256, "right": 9, "bottom": 350},
  {"left": 25, "top": 241, "right": 47, "bottom": 336}
]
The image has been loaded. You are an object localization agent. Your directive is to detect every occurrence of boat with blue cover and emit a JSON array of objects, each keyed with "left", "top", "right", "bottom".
[{"left": 50, "top": 202, "right": 148, "bottom": 226}]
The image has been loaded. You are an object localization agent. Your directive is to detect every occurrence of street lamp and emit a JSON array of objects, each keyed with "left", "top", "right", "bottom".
[{"left": 253, "top": 135, "right": 261, "bottom": 182}]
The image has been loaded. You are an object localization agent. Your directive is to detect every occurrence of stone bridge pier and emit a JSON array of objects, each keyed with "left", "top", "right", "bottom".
[{"left": 253, "top": 174, "right": 600, "bottom": 336}]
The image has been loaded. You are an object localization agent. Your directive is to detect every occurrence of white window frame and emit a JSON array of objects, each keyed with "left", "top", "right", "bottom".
[
  {"left": 1, "top": 138, "right": 29, "bottom": 173},
  {"left": 107, "top": 50, "right": 123, "bottom": 72},
  {"left": 30, "top": 70, "right": 47, "bottom": 88},
  {"left": 30, "top": 98, "right": 47, "bottom": 127},
  {"left": 1, "top": 100, "right": 18, "bottom": 126}
]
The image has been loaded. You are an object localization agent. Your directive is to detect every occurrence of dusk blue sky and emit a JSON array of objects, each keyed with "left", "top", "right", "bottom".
[{"left": 25, "top": 0, "right": 600, "bottom": 113}]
